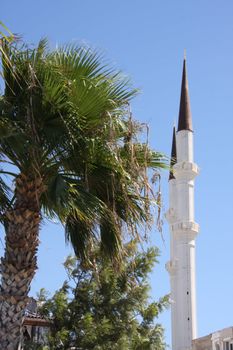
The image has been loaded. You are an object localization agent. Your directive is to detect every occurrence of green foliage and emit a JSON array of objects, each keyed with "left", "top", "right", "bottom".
[
  {"left": 0, "top": 38, "right": 167, "bottom": 262},
  {"left": 38, "top": 242, "right": 169, "bottom": 349},
  {"left": 0, "top": 22, "right": 13, "bottom": 39}
]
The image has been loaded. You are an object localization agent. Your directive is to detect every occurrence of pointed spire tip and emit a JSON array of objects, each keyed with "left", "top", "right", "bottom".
[
  {"left": 177, "top": 55, "right": 193, "bottom": 132},
  {"left": 184, "top": 48, "right": 187, "bottom": 61}
]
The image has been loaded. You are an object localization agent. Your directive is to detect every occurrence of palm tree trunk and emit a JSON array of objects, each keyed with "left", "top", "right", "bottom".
[{"left": 0, "top": 173, "right": 43, "bottom": 349}]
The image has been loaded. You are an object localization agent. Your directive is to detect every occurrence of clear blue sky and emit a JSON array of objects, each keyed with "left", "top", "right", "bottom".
[{"left": 1, "top": 0, "right": 233, "bottom": 346}]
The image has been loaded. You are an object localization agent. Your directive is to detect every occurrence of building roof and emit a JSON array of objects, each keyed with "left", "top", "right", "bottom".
[
  {"left": 169, "top": 126, "right": 177, "bottom": 180},
  {"left": 24, "top": 315, "right": 52, "bottom": 327},
  {"left": 192, "top": 327, "right": 233, "bottom": 350},
  {"left": 177, "top": 58, "right": 193, "bottom": 132},
  {"left": 23, "top": 298, "right": 52, "bottom": 328}
]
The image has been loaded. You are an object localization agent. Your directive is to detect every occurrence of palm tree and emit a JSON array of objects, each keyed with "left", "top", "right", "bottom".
[{"left": 0, "top": 39, "right": 166, "bottom": 349}]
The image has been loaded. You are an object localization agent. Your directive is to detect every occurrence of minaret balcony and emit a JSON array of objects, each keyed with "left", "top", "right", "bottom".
[
  {"left": 165, "top": 208, "right": 177, "bottom": 223},
  {"left": 165, "top": 259, "right": 177, "bottom": 275},
  {"left": 173, "top": 161, "right": 199, "bottom": 180},
  {"left": 171, "top": 221, "right": 199, "bottom": 239}
]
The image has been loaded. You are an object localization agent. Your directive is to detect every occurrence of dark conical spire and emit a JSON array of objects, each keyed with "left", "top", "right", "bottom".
[
  {"left": 177, "top": 57, "right": 193, "bottom": 132},
  {"left": 169, "top": 126, "right": 177, "bottom": 180}
]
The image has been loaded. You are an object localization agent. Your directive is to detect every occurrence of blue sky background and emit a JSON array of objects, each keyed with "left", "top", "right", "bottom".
[{"left": 1, "top": 0, "right": 233, "bottom": 346}]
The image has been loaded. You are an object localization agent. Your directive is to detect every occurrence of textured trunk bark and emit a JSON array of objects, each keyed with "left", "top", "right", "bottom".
[{"left": 0, "top": 173, "right": 43, "bottom": 349}]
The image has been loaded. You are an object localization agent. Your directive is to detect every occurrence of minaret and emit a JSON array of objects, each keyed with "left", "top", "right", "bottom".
[{"left": 166, "top": 57, "right": 199, "bottom": 350}]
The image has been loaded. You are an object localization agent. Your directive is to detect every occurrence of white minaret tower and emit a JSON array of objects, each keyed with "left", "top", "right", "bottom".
[{"left": 166, "top": 57, "right": 199, "bottom": 350}]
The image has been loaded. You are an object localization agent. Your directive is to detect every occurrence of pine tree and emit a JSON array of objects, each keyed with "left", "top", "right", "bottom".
[{"left": 37, "top": 242, "right": 169, "bottom": 350}]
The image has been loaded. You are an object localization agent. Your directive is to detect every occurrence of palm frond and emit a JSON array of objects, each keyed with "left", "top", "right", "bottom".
[
  {"left": 0, "top": 37, "right": 167, "bottom": 265},
  {"left": 65, "top": 210, "right": 95, "bottom": 262},
  {"left": 0, "top": 176, "right": 12, "bottom": 222},
  {"left": 100, "top": 212, "right": 123, "bottom": 262},
  {"left": 0, "top": 22, "right": 14, "bottom": 42}
]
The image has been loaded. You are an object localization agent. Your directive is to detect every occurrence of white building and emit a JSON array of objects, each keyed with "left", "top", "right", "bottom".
[
  {"left": 166, "top": 58, "right": 233, "bottom": 350},
  {"left": 193, "top": 327, "right": 233, "bottom": 350}
]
